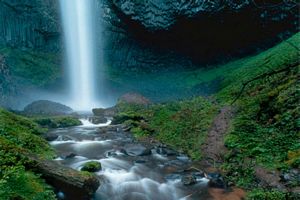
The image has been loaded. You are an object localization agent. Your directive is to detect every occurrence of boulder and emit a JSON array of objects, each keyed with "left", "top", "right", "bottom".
[
  {"left": 207, "top": 173, "right": 226, "bottom": 188},
  {"left": 60, "top": 152, "right": 77, "bottom": 160},
  {"left": 124, "top": 144, "right": 152, "bottom": 156},
  {"left": 43, "top": 132, "right": 59, "bottom": 141},
  {"left": 88, "top": 116, "right": 107, "bottom": 124},
  {"left": 92, "top": 107, "right": 116, "bottom": 117},
  {"left": 81, "top": 161, "right": 102, "bottom": 172},
  {"left": 156, "top": 147, "right": 178, "bottom": 156},
  {"left": 118, "top": 92, "right": 151, "bottom": 106},
  {"left": 23, "top": 100, "right": 73, "bottom": 116}
]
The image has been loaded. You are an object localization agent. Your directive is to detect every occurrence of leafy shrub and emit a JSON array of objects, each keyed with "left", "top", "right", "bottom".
[
  {"left": 34, "top": 116, "right": 82, "bottom": 128},
  {"left": 247, "top": 189, "right": 299, "bottom": 200},
  {"left": 0, "top": 166, "right": 56, "bottom": 200}
]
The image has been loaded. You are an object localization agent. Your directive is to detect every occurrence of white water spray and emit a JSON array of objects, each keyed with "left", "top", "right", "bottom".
[{"left": 59, "top": 0, "right": 99, "bottom": 111}]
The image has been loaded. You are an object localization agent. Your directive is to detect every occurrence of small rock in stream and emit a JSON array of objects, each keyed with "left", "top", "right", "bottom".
[
  {"left": 135, "top": 160, "right": 147, "bottom": 164},
  {"left": 124, "top": 144, "right": 152, "bottom": 156},
  {"left": 44, "top": 133, "right": 59, "bottom": 141},
  {"left": 207, "top": 173, "right": 226, "bottom": 188},
  {"left": 105, "top": 150, "right": 118, "bottom": 158},
  {"left": 61, "top": 152, "right": 76, "bottom": 159},
  {"left": 81, "top": 161, "right": 102, "bottom": 172},
  {"left": 181, "top": 175, "right": 197, "bottom": 185}
]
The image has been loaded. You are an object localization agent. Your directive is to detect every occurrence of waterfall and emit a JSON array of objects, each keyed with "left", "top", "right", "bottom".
[{"left": 59, "top": 0, "right": 99, "bottom": 111}]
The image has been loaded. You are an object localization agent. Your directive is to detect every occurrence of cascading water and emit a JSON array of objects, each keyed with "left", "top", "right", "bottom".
[{"left": 59, "top": 0, "right": 99, "bottom": 111}]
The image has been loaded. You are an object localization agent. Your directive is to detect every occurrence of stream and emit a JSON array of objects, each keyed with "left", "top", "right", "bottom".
[{"left": 49, "top": 119, "right": 212, "bottom": 200}]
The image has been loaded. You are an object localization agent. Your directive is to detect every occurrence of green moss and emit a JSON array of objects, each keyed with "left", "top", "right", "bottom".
[
  {"left": 33, "top": 116, "right": 82, "bottom": 128},
  {"left": 0, "top": 47, "right": 60, "bottom": 86},
  {"left": 81, "top": 161, "right": 102, "bottom": 172}
]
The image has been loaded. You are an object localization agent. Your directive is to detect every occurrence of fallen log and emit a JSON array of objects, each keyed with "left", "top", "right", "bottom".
[{"left": 26, "top": 154, "right": 100, "bottom": 200}]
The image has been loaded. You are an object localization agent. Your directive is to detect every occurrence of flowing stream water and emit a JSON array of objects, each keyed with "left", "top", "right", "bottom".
[{"left": 49, "top": 119, "right": 212, "bottom": 200}]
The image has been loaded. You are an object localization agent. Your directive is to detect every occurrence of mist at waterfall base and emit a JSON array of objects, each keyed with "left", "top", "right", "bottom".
[{"left": 59, "top": 0, "right": 106, "bottom": 111}]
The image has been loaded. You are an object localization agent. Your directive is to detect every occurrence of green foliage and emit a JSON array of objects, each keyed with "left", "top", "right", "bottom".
[
  {"left": 0, "top": 108, "right": 56, "bottom": 200},
  {"left": 217, "top": 33, "right": 300, "bottom": 194},
  {"left": 0, "top": 47, "right": 60, "bottom": 86},
  {"left": 0, "top": 108, "right": 54, "bottom": 158},
  {"left": 34, "top": 116, "right": 82, "bottom": 128},
  {"left": 0, "top": 166, "right": 56, "bottom": 200},
  {"left": 247, "top": 189, "right": 299, "bottom": 200},
  {"left": 117, "top": 97, "right": 218, "bottom": 160}
]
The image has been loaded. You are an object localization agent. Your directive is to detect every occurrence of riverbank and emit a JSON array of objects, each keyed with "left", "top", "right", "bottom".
[{"left": 111, "top": 33, "right": 300, "bottom": 199}]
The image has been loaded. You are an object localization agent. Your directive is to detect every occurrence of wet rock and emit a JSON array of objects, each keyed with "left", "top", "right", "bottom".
[
  {"left": 44, "top": 133, "right": 59, "bottom": 141},
  {"left": 125, "top": 144, "right": 152, "bottom": 156},
  {"left": 165, "top": 173, "right": 181, "bottom": 182},
  {"left": 181, "top": 175, "right": 197, "bottom": 186},
  {"left": 81, "top": 161, "right": 102, "bottom": 172},
  {"left": 135, "top": 160, "right": 146, "bottom": 164},
  {"left": 23, "top": 100, "right": 73, "bottom": 116},
  {"left": 156, "top": 147, "right": 177, "bottom": 156},
  {"left": 92, "top": 107, "right": 116, "bottom": 117},
  {"left": 207, "top": 173, "right": 226, "bottom": 188},
  {"left": 184, "top": 167, "right": 205, "bottom": 178},
  {"left": 88, "top": 116, "right": 107, "bottom": 124},
  {"left": 57, "top": 135, "right": 74, "bottom": 141},
  {"left": 61, "top": 152, "right": 76, "bottom": 160},
  {"left": 176, "top": 155, "right": 190, "bottom": 162},
  {"left": 119, "top": 149, "right": 128, "bottom": 156},
  {"left": 57, "top": 191, "right": 65, "bottom": 200},
  {"left": 105, "top": 151, "right": 118, "bottom": 158}
]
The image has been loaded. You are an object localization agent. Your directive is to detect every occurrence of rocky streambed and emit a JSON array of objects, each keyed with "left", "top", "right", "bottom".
[{"left": 47, "top": 118, "right": 225, "bottom": 200}]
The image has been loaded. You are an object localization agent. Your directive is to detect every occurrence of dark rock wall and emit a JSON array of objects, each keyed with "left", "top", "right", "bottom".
[
  {"left": 0, "top": 0, "right": 60, "bottom": 50},
  {"left": 110, "top": 0, "right": 299, "bottom": 63}
]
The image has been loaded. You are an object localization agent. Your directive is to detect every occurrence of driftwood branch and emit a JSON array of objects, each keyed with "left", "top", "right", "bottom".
[{"left": 231, "top": 61, "right": 299, "bottom": 105}]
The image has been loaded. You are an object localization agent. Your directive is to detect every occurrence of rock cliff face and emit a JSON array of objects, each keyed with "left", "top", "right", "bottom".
[
  {"left": 0, "top": 0, "right": 60, "bottom": 50},
  {"left": 0, "top": 54, "right": 15, "bottom": 107},
  {"left": 108, "top": 0, "right": 299, "bottom": 62},
  {"left": 111, "top": 0, "right": 299, "bottom": 31},
  {"left": 0, "top": 0, "right": 299, "bottom": 106},
  {"left": 111, "top": 0, "right": 250, "bottom": 31}
]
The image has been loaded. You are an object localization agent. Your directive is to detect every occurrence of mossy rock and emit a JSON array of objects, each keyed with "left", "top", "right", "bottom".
[{"left": 81, "top": 161, "right": 102, "bottom": 172}]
